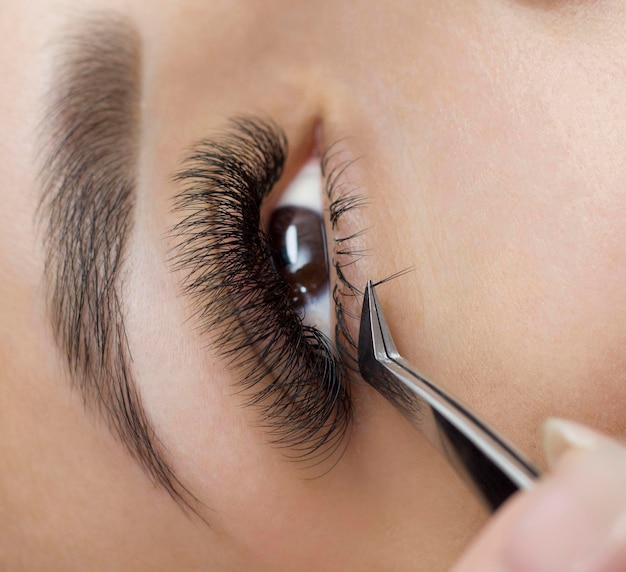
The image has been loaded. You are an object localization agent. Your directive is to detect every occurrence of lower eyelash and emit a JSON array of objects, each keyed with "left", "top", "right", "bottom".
[
  {"left": 171, "top": 117, "right": 357, "bottom": 464},
  {"left": 322, "top": 145, "right": 370, "bottom": 375}
]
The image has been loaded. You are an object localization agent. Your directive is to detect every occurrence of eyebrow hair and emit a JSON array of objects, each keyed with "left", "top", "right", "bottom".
[{"left": 38, "top": 15, "right": 193, "bottom": 510}]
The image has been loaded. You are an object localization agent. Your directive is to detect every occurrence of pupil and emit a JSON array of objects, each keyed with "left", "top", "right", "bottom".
[{"left": 268, "top": 206, "right": 329, "bottom": 309}]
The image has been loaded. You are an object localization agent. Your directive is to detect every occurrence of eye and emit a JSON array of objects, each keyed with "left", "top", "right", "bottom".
[
  {"left": 268, "top": 159, "right": 331, "bottom": 334},
  {"left": 172, "top": 118, "right": 355, "bottom": 462}
]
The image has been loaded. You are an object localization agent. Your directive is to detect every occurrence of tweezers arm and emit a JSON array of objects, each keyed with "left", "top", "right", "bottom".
[
  {"left": 380, "top": 356, "right": 539, "bottom": 511},
  {"left": 358, "top": 280, "right": 539, "bottom": 512}
]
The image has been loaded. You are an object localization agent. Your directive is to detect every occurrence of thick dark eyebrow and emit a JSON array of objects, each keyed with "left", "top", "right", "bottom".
[{"left": 38, "top": 15, "right": 193, "bottom": 511}]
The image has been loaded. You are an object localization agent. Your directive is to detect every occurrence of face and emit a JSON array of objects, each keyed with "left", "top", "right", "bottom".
[{"left": 3, "top": 1, "right": 626, "bottom": 570}]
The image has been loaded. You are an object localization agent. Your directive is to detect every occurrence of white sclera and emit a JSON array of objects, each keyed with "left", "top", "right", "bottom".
[
  {"left": 277, "top": 158, "right": 331, "bottom": 338},
  {"left": 277, "top": 158, "right": 323, "bottom": 212}
]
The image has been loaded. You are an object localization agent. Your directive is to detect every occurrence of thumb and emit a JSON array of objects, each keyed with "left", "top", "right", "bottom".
[{"left": 452, "top": 419, "right": 626, "bottom": 572}]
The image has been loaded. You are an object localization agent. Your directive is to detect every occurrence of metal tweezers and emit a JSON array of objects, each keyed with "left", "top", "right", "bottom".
[{"left": 358, "top": 280, "right": 540, "bottom": 512}]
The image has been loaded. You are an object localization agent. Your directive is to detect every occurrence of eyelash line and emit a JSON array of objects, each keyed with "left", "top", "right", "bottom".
[{"left": 171, "top": 117, "right": 366, "bottom": 467}]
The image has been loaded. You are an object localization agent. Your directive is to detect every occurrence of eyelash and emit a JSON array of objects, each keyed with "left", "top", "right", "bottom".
[
  {"left": 171, "top": 117, "right": 364, "bottom": 465},
  {"left": 322, "top": 145, "right": 369, "bottom": 375}
]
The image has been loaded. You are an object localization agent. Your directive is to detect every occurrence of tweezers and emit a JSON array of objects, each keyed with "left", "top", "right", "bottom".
[{"left": 358, "top": 280, "right": 540, "bottom": 512}]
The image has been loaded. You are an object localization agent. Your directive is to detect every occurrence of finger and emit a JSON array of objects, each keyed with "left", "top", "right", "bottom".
[{"left": 452, "top": 419, "right": 626, "bottom": 572}]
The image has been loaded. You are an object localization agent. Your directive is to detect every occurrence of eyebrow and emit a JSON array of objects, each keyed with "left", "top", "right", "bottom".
[{"left": 38, "top": 15, "right": 193, "bottom": 510}]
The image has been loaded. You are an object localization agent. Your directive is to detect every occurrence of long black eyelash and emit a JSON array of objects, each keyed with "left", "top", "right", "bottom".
[
  {"left": 171, "top": 117, "right": 351, "bottom": 463},
  {"left": 321, "top": 144, "right": 370, "bottom": 375}
]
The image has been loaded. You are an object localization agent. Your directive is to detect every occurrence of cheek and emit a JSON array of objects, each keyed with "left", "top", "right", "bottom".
[
  {"left": 350, "top": 32, "right": 626, "bottom": 458},
  {"left": 498, "top": 203, "right": 626, "bottom": 429},
  {"left": 334, "top": 97, "right": 626, "bottom": 470},
  {"left": 420, "top": 181, "right": 626, "bottom": 458}
]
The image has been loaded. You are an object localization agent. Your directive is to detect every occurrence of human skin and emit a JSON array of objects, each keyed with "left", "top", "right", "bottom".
[
  {"left": 454, "top": 420, "right": 626, "bottom": 570},
  {"left": 2, "top": 0, "right": 626, "bottom": 570}
]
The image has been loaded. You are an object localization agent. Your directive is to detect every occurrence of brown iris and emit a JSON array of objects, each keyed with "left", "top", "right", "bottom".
[{"left": 268, "top": 206, "right": 329, "bottom": 309}]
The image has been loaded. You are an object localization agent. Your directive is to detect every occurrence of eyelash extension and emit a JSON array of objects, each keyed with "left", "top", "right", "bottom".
[{"left": 171, "top": 117, "right": 352, "bottom": 464}]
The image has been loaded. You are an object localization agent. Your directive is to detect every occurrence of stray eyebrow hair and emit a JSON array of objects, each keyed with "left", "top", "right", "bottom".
[{"left": 38, "top": 15, "right": 193, "bottom": 511}]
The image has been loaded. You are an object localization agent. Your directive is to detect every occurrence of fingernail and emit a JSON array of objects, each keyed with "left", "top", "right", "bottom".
[
  {"left": 542, "top": 417, "right": 608, "bottom": 469},
  {"left": 503, "top": 431, "right": 626, "bottom": 571}
]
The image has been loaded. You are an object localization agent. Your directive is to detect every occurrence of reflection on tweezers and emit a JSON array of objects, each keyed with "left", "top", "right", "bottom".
[{"left": 357, "top": 280, "right": 540, "bottom": 512}]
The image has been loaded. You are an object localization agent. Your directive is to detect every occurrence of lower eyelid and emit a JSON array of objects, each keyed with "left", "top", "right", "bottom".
[{"left": 321, "top": 143, "right": 370, "bottom": 373}]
